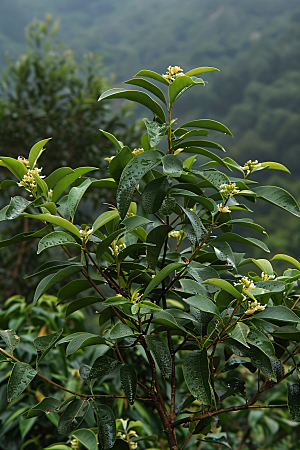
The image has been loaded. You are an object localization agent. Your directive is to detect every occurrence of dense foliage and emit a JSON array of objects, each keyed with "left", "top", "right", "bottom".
[{"left": 1, "top": 64, "right": 300, "bottom": 450}]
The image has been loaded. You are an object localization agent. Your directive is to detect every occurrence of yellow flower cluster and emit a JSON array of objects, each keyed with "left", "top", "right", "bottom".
[
  {"left": 245, "top": 299, "right": 266, "bottom": 315},
  {"left": 234, "top": 276, "right": 255, "bottom": 290},
  {"left": 116, "top": 430, "right": 138, "bottom": 449},
  {"left": 162, "top": 65, "right": 184, "bottom": 82},
  {"left": 217, "top": 203, "right": 231, "bottom": 213},
  {"left": 242, "top": 159, "right": 261, "bottom": 176},
  {"left": 17, "top": 167, "right": 45, "bottom": 193},
  {"left": 261, "top": 272, "right": 275, "bottom": 281},
  {"left": 132, "top": 148, "right": 144, "bottom": 156},
  {"left": 219, "top": 183, "right": 240, "bottom": 196},
  {"left": 18, "top": 156, "right": 30, "bottom": 167},
  {"left": 168, "top": 230, "right": 181, "bottom": 239},
  {"left": 112, "top": 242, "right": 126, "bottom": 256},
  {"left": 79, "top": 226, "right": 93, "bottom": 242}
]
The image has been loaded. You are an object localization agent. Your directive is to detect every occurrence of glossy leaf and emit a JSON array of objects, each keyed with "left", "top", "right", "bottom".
[
  {"left": 117, "top": 150, "right": 162, "bottom": 220},
  {"left": 169, "top": 75, "right": 204, "bottom": 105},
  {"left": 254, "top": 306, "right": 300, "bottom": 323},
  {"left": 92, "top": 400, "right": 116, "bottom": 450},
  {"left": 34, "top": 329, "right": 63, "bottom": 368},
  {"left": 253, "top": 186, "right": 300, "bottom": 217},
  {"left": 98, "top": 88, "right": 166, "bottom": 122},
  {"left": 45, "top": 167, "right": 74, "bottom": 189},
  {"left": 22, "top": 397, "right": 61, "bottom": 419},
  {"left": 68, "top": 178, "right": 93, "bottom": 221},
  {"left": 287, "top": 383, "right": 300, "bottom": 422},
  {"left": 93, "top": 210, "right": 119, "bottom": 232},
  {"left": 96, "top": 229, "right": 124, "bottom": 263},
  {"left": 33, "top": 265, "right": 82, "bottom": 304},
  {"left": 0, "top": 329, "right": 20, "bottom": 353},
  {"left": 210, "top": 233, "right": 270, "bottom": 253},
  {"left": 38, "top": 231, "right": 81, "bottom": 254},
  {"left": 146, "top": 224, "right": 172, "bottom": 269},
  {"left": 260, "top": 161, "right": 290, "bottom": 173},
  {"left": 5, "top": 196, "right": 34, "bottom": 220},
  {"left": 120, "top": 364, "right": 137, "bottom": 405},
  {"left": 178, "top": 278, "right": 208, "bottom": 296},
  {"left": 66, "top": 334, "right": 106, "bottom": 356},
  {"left": 110, "top": 323, "right": 139, "bottom": 341},
  {"left": 58, "top": 279, "right": 104, "bottom": 303},
  {"left": 197, "top": 433, "right": 232, "bottom": 448},
  {"left": 52, "top": 167, "right": 98, "bottom": 202},
  {"left": 180, "top": 119, "right": 233, "bottom": 136},
  {"left": 65, "top": 296, "right": 103, "bottom": 316},
  {"left": 182, "top": 207, "right": 206, "bottom": 242},
  {"left": 124, "top": 79, "right": 167, "bottom": 106},
  {"left": 0, "top": 224, "right": 52, "bottom": 249},
  {"left": 272, "top": 360, "right": 285, "bottom": 382},
  {"left": 203, "top": 279, "right": 244, "bottom": 301},
  {"left": 228, "top": 323, "right": 250, "bottom": 348},
  {"left": 185, "top": 295, "right": 220, "bottom": 316},
  {"left": 185, "top": 67, "right": 219, "bottom": 77},
  {"left": 28, "top": 138, "right": 51, "bottom": 169},
  {"left": 21, "top": 213, "right": 82, "bottom": 238},
  {"left": 174, "top": 139, "right": 225, "bottom": 152},
  {"left": 181, "top": 147, "right": 229, "bottom": 169},
  {"left": 191, "top": 169, "right": 230, "bottom": 190},
  {"left": 226, "top": 219, "right": 266, "bottom": 235},
  {"left": 109, "top": 146, "right": 133, "bottom": 182},
  {"left": 143, "top": 119, "right": 170, "bottom": 147},
  {"left": 142, "top": 262, "right": 185, "bottom": 299},
  {"left": 162, "top": 154, "right": 183, "bottom": 177},
  {"left": 58, "top": 399, "right": 89, "bottom": 434},
  {"left": 142, "top": 177, "right": 171, "bottom": 214},
  {"left": 212, "top": 242, "right": 236, "bottom": 268},
  {"left": 100, "top": 129, "right": 123, "bottom": 150},
  {"left": 271, "top": 254, "right": 300, "bottom": 271},
  {"left": 144, "top": 335, "right": 172, "bottom": 379},
  {"left": 88, "top": 355, "right": 119, "bottom": 379},
  {"left": 7, "top": 362, "right": 37, "bottom": 401},
  {"left": 0, "top": 156, "right": 28, "bottom": 180},
  {"left": 72, "top": 429, "right": 98, "bottom": 450},
  {"left": 187, "top": 265, "right": 220, "bottom": 293},
  {"left": 134, "top": 69, "right": 170, "bottom": 86},
  {"left": 183, "top": 349, "right": 212, "bottom": 405}
]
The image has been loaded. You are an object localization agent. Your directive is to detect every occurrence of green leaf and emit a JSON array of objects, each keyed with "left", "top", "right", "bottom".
[
  {"left": 144, "top": 335, "right": 172, "bottom": 379},
  {"left": 58, "top": 399, "right": 89, "bottom": 435},
  {"left": 174, "top": 139, "right": 225, "bottom": 152},
  {"left": 260, "top": 161, "right": 290, "bottom": 173},
  {"left": 120, "top": 364, "right": 137, "bottom": 405},
  {"left": 98, "top": 88, "right": 166, "bottom": 122},
  {"left": 187, "top": 265, "right": 220, "bottom": 293},
  {"left": 110, "top": 323, "right": 139, "bottom": 341},
  {"left": 96, "top": 230, "right": 124, "bottom": 263},
  {"left": 272, "top": 326, "right": 300, "bottom": 342},
  {"left": 226, "top": 219, "right": 267, "bottom": 235},
  {"left": 183, "top": 349, "right": 212, "bottom": 405},
  {"left": 33, "top": 329, "right": 63, "bottom": 368},
  {"left": 0, "top": 180, "right": 18, "bottom": 189},
  {"left": 181, "top": 147, "right": 230, "bottom": 169},
  {"left": 58, "top": 280, "right": 104, "bottom": 303},
  {"left": 5, "top": 196, "right": 34, "bottom": 220},
  {"left": 180, "top": 119, "right": 233, "bottom": 136},
  {"left": 21, "top": 213, "right": 82, "bottom": 238},
  {"left": 185, "top": 295, "right": 220, "bottom": 316},
  {"left": 42, "top": 202, "right": 57, "bottom": 215},
  {"left": 0, "top": 157, "right": 28, "bottom": 180},
  {"left": 226, "top": 339, "right": 276, "bottom": 381},
  {"left": 143, "top": 119, "right": 170, "bottom": 147},
  {"left": 203, "top": 279, "right": 244, "bottom": 301},
  {"left": 38, "top": 231, "right": 81, "bottom": 254},
  {"left": 210, "top": 233, "right": 270, "bottom": 253},
  {"left": 109, "top": 146, "right": 133, "bottom": 182},
  {"left": 124, "top": 78, "right": 167, "bottom": 106},
  {"left": 86, "top": 355, "right": 119, "bottom": 380},
  {"left": 197, "top": 433, "right": 232, "bottom": 449},
  {"left": 65, "top": 297, "right": 103, "bottom": 316},
  {"left": 117, "top": 151, "right": 162, "bottom": 220},
  {"left": 287, "top": 383, "right": 300, "bottom": 422},
  {"left": 185, "top": 67, "right": 219, "bottom": 77},
  {"left": 142, "top": 177, "right": 171, "bottom": 214},
  {"left": 117, "top": 243, "right": 154, "bottom": 262},
  {"left": 253, "top": 306, "right": 300, "bottom": 323},
  {"left": 0, "top": 224, "right": 52, "bottom": 249},
  {"left": 45, "top": 167, "right": 74, "bottom": 189},
  {"left": 100, "top": 129, "right": 123, "bottom": 150},
  {"left": 72, "top": 429, "right": 98, "bottom": 450},
  {"left": 92, "top": 400, "right": 116, "bottom": 450},
  {"left": 68, "top": 178, "right": 93, "bottom": 221},
  {"left": 137, "top": 300, "right": 163, "bottom": 311},
  {"left": 22, "top": 397, "right": 61, "bottom": 419},
  {"left": 134, "top": 69, "right": 170, "bottom": 86},
  {"left": 122, "top": 215, "right": 153, "bottom": 231},
  {"left": 228, "top": 323, "right": 250, "bottom": 347},
  {"left": 66, "top": 334, "right": 106, "bottom": 356},
  {"left": 28, "top": 138, "right": 51, "bottom": 169},
  {"left": 142, "top": 262, "right": 186, "bottom": 299},
  {"left": 178, "top": 279, "right": 208, "bottom": 296},
  {"left": 271, "top": 254, "right": 300, "bottom": 271},
  {"left": 52, "top": 167, "right": 98, "bottom": 202},
  {"left": 93, "top": 210, "right": 119, "bottom": 232},
  {"left": 0, "top": 329, "right": 20, "bottom": 353},
  {"left": 7, "top": 362, "right": 37, "bottom": 401},
  {"left": 146, "top": 224, "right": 172, "bottom": 269},
  {"left": 247, "top": 328, "right": 275, "bottom": 358},
  {"left": 33, "top": 265, "right": 81, "bottom": 304},
  {"left": 252, "top": 186, "right": 300, "bottom": 217},
  {"left": 169, "top": 75, "right": 204, "bottom": 105},
  {"left": 212, "top": 242, "right": 236, "bottom": 268},
  {"left": 162, "top": 154, "right": 183, "bottom": 177},
  {"left": 152, "top": 310, "right": 185, "bottom": 332},
  {"left": 182, "top": 207, "right": 206, "bottom": 242},
  {"left": 191, "top": 169, "right": 230, "bottom": 190}
]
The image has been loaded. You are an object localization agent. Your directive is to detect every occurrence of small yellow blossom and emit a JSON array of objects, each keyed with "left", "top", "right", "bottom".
[
  {"left": 261, "top": 272, "right": 275, "bottom": 281},
  {"left": 162, "top": 65, "right": 185, "bottom": 83},
  {"left": 234, "top": 276, "right": 255, "bottom": 290},
  {"left": 132, "top": 148, "right": 144, "bottom": 156},
  {"left": 168, "top": 230, "right": 181, "bottom": 239},
  {"left": 111, "top": 242, "right": 126, "bottom": 256},
  {"left": 17, "top": 166, "right": 45, "bottom": 194},
  {"left": 245, "top": 299, "right": 266, "bottom": 315},
  {"left": 242, "top": 159, "right": 261, "bottom": 176},
  {"left": 117, "top": 432, "right": 127, "bottom": 439},
  {"left": 80, "top": 226, "right": 93, "bottom": 242},
  {"left": 167, "top": 65, "right": 183, "bottom": 75},
  {"left": 219, "top": 183, "right": 240, "bottom": 196},
  {"left": 129, "top": 443, "right": 138, "bottom": 450},
  {"left": 18, "top": 156, "right": 30, "bottom": 167},
  {"left": 217, "top": 203, "right": 231, "bottom": 213}
]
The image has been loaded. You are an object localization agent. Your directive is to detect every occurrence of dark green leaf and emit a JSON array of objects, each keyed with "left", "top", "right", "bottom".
[
  {"left": 92, "top": 400, "right": 116, "bottom": 450},
  {"left": 158, "top": 196, "right": 176, "bottom": 215},
  {"left": 98, "top": 88, "right": 166, "bottom": 122},
  {"left": 144, "top": 335, "right": 172, "bottom": 379},
  {"left": 117, "top": 151, "right": 162, "bottom": 220},
  {"left": 38, "top": 231, "right": 81, "bottom": 254},
  {"left": 143, "top": 119, "right": 170, "bottom": 147},
  {"left": 169, "top": 75, "right": 204, "bottom": 105},
  {"left": 96, "top": 229, "right": 124, "bottom": 263},
  {"left": 68, "top": 178, "right": 93, "bottom": 221},
  {"left": 253, "top": 306, "right": 300, "bottom": 323},
  {"left": 120, "top": 364, "right": 137, "bottom": 405},
  {"left": 178, "top": 278, "right": 208, "bottom": 296},
  {"left": 272, "top": 360, "right": 285, "bottom": 381},
  {"left": 228, "top": 323, "right": 250, "bottom": 347},
  {"left": 34, "top": 329, "right": 63, "bottom": 368},
  {"left": 187, "top": 264, "right": 220, "bottom": 294},
  {"left": 181, "top": 147, "right": 229, "bottom": 169},
  {"left": 142, "top": 177, "right": 171, "bottom": 214},
  {"left": 88, "top": 355, "right": 119, "bottom": 379},
  {"left": 191, "top": 169, "right": 230, "bottom": 190},
  {"left": 66, "top": 334, "right": 106, "bottom": 356},
  {"left": 58, "top": 399, "right": 89, "bottom": 434},
  {"left": 197, "top": 433, "right": 232, "bottom": 448},
  {"left": 109, "top": 146, "right": 133, "bottom": 182},
  {"left": 65, "top": 297, "right": 103, "bottom": 316},
  {"left": 146, "top": 224, "right": 172, "bottom": 269},
  {"left": 174, "top": 139, "right": 225, "bottom": 152},
  {"left": 180, "top": 119, "right": 233, "bottom": 136},
  {"left": 52, "top": 167, "right": 98, "bottom": 202},
  {"left": 7, "top": 362, "right": 37, "bottom": 401},
  {"left": 110, "top": 323, "right": 139, "bottom": 341},
  {"left": 212, "top": 242, "right": 236, "bottom": 268},
  {"left": 287, "top": 383, "right": 300, "bottom": 422},
  {"left": 226, "top": 219, "right": 267, "bottom": 235},
  {"left": 0, "top": 329, "right": 20, "bottom": 353},
  {"left": 253, "top": 186, "right": 300, "bottom": 217},
  {"left": 183, "top": 349, "right": 212, "bottom": 405},
  {"left": 210, "top": 233, "right": 270, "bottom": 253},
  {"left": 124, "top": 79, "right": 167, "bottom": 106},
  {"left": 0, "top": 224, "right": 52, "bottom": 249},
  {"left": 162, "top": 154, "right": 183, "bottom": 177},
  {"left": 186, "top": 295, "right": 220, "bottom": 316},
  {"left": 22, "top": 397, "right": 61, "bottom": 419},
  {"left": 182, "top": 207, "right": 206, "bottom": 242},
  {"left": 5, "top": 196, "right": 34, "bottom": 220},
  {"left": 142, "top": 262, "right": 185, "bottom": 298}
]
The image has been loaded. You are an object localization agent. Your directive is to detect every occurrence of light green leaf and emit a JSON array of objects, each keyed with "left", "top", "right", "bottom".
[
  {"left": 162, "top": 154, "right": 183, "bottom": 177},
  {"left": 0, "top": 157, "right": 28, "bottom": 180},
  {"left": 134, "top": 69, "right": 170, "bottom": 86},
  {"left": 100, "top": 129, "right": 123, "bottom": 150},
  {"left": 203, "top": 279, "right": 244, "bottom": 301},
  {"left": 260, "top": 161, "right": 290, "bottom": 173},
  {"left": 271, "top": 254, "right": 300, "bottom": 271},
  {"left": 143, "top": 119, "right": 170, "bottom": 147},
  {"left": 93, "top": 210, "right": 119, "bottom": 232},
  {"left": 58, "top": 399, "right": 89, "bottom": 435},
  {"left": 38, "top": 231, "right": 81, "bottom": 254},
  {"left": 185, "top": 295, "right": 220, "bottom": 316},
  {"left": 252, "top": 186, "right": 300, "bottom": 217},
  {"left": 146, "top": 224, "right": 172, "bottom": 269},
  {"left": 7, "top": 362, "right": 37, "bottom": 401},
  {"left": 124, "top": 79, "right": 167, "bottom": 106},
  {"left": 66, "top": 334, "right": 106, "bottom": 356},
  {"left": 41, "top": 202, "right": 57, "bottom": 215},
  {"left": 21, "top": 213, "right": 82, "bottom": 238},
  {"left": 117, "top": 151, "right": 162, "bottom": 220},
  {"left": 169, "top": 75, "right": 204, "bottom": 105},
  {"left": 28, "top": 138, "right": 51, "bottom": 169},
  {"left": 34, "top": 329, "right": 63, "bottom": 368},
  {"left": 98, "top": 88, "right": 166, "bottom": 122},
  {"left": 183, "top": 349, "right": 212, "bottom": 405},
  {"left": 144, "top": 335, "right": 172, "bottom": 379},
  {"left": 120, "top": 364, "right": 137, "bottom": 405},
  {"left": 185, "top": 67, "right": 219, "bottom": 77},
  {"left": 92, "top": 400, "right": 116, "bottom": 450},
  {"left": 142, "top": 262, "right": 186, "bottom": 299},
  {"left": 45, "top": 167, "right": 74, "bottom": 189},
  {"left": 52, "top": 167, "right": 98, "bottom": 202},
  {"left": 72, "top": 429, "right": 98, "bottom": 450},
  {"left": 0, "top": 329, "right": 20, "bottom": 353}
]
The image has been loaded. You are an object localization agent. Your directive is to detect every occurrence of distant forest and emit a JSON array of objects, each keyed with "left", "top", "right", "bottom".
[{"left": 0, "top": 0, "right": 300, "bottom": 258}]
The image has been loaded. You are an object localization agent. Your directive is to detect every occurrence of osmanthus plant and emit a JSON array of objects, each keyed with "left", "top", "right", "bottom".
[{"left": 1, "top": 65, "right": 300, "bottom": 450}]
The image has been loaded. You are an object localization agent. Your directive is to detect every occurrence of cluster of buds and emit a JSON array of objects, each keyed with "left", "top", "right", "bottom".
[
  {"left": 18, "top": 156, "right": 30, "bottom": 168},
  {"left": 70, "top": 437, "right": 80, "bottom": 450},
  {"left": 245, "top": 299, "right": 266, "bottom": 315},
  {"left": 261, "top": 272, "right": 276, "bottom": 281},
  {"left": 79, "top": 226, "right": 93, "bottom": 242},
  {"left": 242, "top": 159, "right": 261, "bottom": 176},
  {"left": 132, "top": 148, "right": 144, "bottom": 156},
  {"left": 234, "top": 276, "right": 256, "bottom": 290},
  {"left": 162, "top": 65, "right": 184, "bottom": 82},
  {"left": 219, "top": 183, "right": 240, "bottom": 196},
  {"left": 111, "top": 241, "right": 126, "bottom": 256},
  {"left": 117, "top": 429, "right": 138, "bottom": 449},
  {"left": 168, "top": 230, "right": 181, "bottom": 239},
  {"left": 217, "top": 203, "right": 231, "bottom": 213},
  {"left": 17, "top": 166, "right": 45, "bottom": 195}
]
